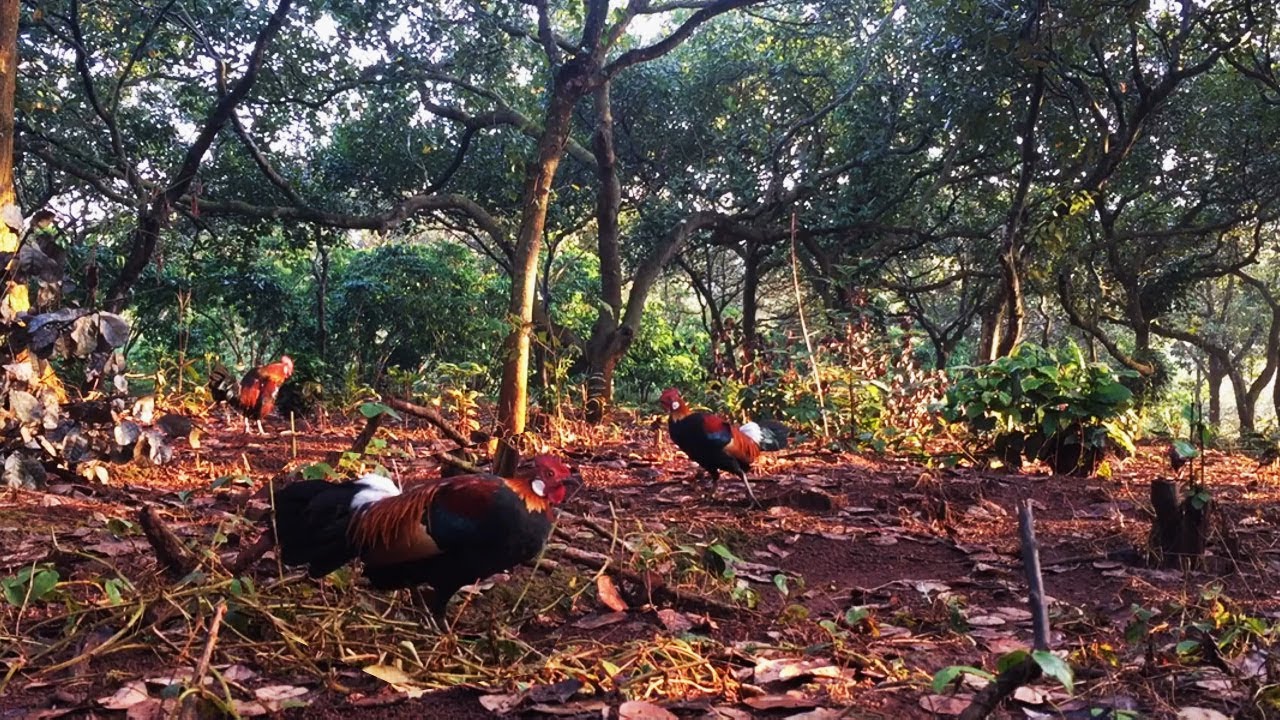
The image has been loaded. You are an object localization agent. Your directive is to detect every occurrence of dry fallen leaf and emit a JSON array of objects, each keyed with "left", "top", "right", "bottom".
[
  {"left": 597, "top": 575, "right": 629, "bottom": 612},
  {"left": 782, "top": 709, "right": 844, "bottom": 720},
  {"left": 1177, "top": 709, "right": 1231, "bottom": 720},
  {"left": 743, "top": 693, "right": 821, "bottom": 711},
  {"left": 753, "top": 657, "right": 840, "bottom": 684},
  {"left": 573, "top": 611, "right": 628, "bottom": 629},
  {"left": 254, "top": 684, "right": 309, "bottom": 711},
  {"left": 478, "top": 693, "right": 524, "bottom": 714},
  {"left": 919, "top": 693, "right": 972, "bottom": 715},
  {"left": 363, "top": 664, "right": 429, "bottom": 699},
  {"left": 97, "top": 681, "right": 150, "bottom": 710},
  {"left": 618, "top": 700, "right": 678, "bottom": 719},
  {"left": 655, "top": 608, "right": 695, "bottom": 633}
]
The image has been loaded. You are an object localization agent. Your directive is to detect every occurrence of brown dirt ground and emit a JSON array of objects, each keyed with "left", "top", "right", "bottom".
[{"left": 2, "top": 409, "right": 1279, "bottom": 719}]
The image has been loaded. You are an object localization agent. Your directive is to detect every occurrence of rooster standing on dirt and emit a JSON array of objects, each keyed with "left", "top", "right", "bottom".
[
  {"left": 659, "top": 387, "right": 789, "bottom": 507},
  {"left": 208, "top": 356, "right": 294, "bottom": 434},
  {"left": 272, "top": 455, "right": 572, "bottom": 624}
]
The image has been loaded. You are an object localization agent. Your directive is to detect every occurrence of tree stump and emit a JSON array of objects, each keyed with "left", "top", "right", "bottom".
[{"left": 1150, "top": 478, "right": 1210, "bottom": 568}]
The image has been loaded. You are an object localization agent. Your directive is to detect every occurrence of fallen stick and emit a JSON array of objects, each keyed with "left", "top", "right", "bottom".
[
  {"left": 191, "top": 601, "right": 227, "bottom": 687},
  {"left": 384, "top": 396, "right": 472, "bottom": 447},
  {"left": 139, "top": 506, "right": 198, "bottom": 579},
  {"left": 959, "top": 499, "right": 1049, "bottom": 720}
]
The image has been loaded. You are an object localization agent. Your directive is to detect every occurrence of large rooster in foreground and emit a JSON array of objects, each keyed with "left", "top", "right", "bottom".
[
  {"left": 659, "top": 388, "right": 789, "bottom": 506},
  {"left": 273, "top": 455, "right": 572, "bottom": 623},
  {"left": 208, "top": 356, "right": 294, "bottom": 434}
]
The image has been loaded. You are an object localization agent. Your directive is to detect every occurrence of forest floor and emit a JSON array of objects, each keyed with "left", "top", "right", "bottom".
[{"left": 2, "top": 409, "right": 1279, "bottom": 720}]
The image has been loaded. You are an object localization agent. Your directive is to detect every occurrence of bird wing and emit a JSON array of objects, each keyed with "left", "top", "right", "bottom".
[
  {"left": 350, "top": 475, "right": 506, "bottom": 564},
  {"left": 696, "top": 413, "right": 734, "bottom": 447}
]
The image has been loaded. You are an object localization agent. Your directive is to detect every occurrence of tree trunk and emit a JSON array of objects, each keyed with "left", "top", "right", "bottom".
[
  {"left": 1228, "top": 366, "right": 1255, "bottom": 436},
  {"left": 1, "top": 0, "right": 24, "bottom": 313},
  {"left": 1207, "top": 355, "right": 1224, "bottom": 427},
  {"left": 741, "top": 242, "right": 760, "bottom": 366},
  {"left": 312, "top": 238, "right": 330, "bottom": 359},
  {"left": 978, "top": 293, "right": 1006, "bottom": 363},
  {"left": 493, "top": 61, "right": 592, "bottom": 469},
  {"left": 583, "top": 80, "right": 625, "bottom": 424}
]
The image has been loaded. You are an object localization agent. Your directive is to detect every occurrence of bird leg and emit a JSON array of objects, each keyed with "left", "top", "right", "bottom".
[
  {"left": 409, "top": 587, "right": 452, "bottom": 633},
  {"left": 738, "top": 470, "right": 760, "bottom": 508},
  {"left": 242, "top": 416, "right": 251, "bottom": 434},
  {"left": 256, "top": 419, "right": 266, "bottom": 435}
]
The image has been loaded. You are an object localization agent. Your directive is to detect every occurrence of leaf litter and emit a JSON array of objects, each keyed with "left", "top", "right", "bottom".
[{"left": 0, "top": 418, "right": 1277, "bottom": 718}]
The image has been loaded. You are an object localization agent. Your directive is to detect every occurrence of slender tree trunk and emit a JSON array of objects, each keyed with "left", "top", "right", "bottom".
[
  {"left": 1207, "top": 355, "right": 1224, "bottom": 427},
  {"left": 583, "top": 80, "right": 625, "bottom": 424},
  {"left": 0, "top": 0, "right": 24, "bottom": 315},
  {"left": 1229, "top": 367, "right": 1255, "bottom": 435},
  {"left": 741, "top": 242, "right": 760, "bottom": 366},
  {"left": 978, "top": 293, "right": 1006, "bottom": 363},
  {"left": 494, "top": 62, "right": 592, "bottom": 463},
  {"left": 312, "top": 238, "right": 329, "bottom": 359}
]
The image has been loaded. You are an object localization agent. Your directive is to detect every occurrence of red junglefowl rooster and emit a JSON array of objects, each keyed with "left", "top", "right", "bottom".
[
  {"left": 208, "top": 356, "right": 294, "bottom": 434},
  {"left": 272, "top": 455, "right": 572, "bottom": 624},
  {"left": 659, "top": 387, "right": 789, "bottom": 507}
]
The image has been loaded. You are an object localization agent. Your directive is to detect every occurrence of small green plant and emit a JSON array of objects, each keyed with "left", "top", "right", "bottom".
[
  {"left": 942, "top": 341, "right": 1138, "bottom": 475},
  {"left": 2, "top": 565, "right": 61, "bottom": 606},
  {"left": 933, "top": 648, "right": 1074, "bottom": 695}
]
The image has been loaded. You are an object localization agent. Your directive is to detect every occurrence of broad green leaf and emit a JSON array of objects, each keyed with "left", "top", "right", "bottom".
[
  {"left": 931, "top": 665, "right": 994, "bottom": 693},
  {"left": 1031, "top": 650, "right": 1073, "bottom": 693}
]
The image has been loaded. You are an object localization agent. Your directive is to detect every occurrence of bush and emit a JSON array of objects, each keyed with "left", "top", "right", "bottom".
[{"left": 942, "top": 342, "right": 1138, "bottom": 476}]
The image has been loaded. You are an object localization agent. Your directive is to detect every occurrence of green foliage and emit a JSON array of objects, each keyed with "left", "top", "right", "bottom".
[
  {"left": 331, "top": 243, "right": 508, "bottom": 385},
  {"left": 2, "top": 565, "right": 61, "bottom": 606},
  {"left": 942, "top": 342, "right": 1139, "bottom": 475}
]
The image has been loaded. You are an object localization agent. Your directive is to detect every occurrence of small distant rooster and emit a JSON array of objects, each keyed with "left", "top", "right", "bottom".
[
  {"left": 272, "top": 455, "right": 572, "bottom": 623},
  {"left": 659, "top": 387, "right": 789, "bottom": 506},
  {"left": 208, "top": 356, "right": 294, "bottom": 434}
]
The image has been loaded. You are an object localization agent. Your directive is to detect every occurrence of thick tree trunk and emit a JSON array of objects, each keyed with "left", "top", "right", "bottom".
[{"left": 494, "top": 61, "right": 591, "bottom": 468}]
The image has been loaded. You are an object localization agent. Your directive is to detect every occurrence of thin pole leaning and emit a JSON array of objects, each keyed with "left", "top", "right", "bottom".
[{"left": 789, "top": 211, "right": 830, "bottom": 439}]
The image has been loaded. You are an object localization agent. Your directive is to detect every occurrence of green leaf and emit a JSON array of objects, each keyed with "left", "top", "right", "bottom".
[
  {"left": 931, "top": 665, "right": 994, "bottom": 693},
  {"left": 301, "top": 463, "right": 336, "bottom": 480},
  {"left": 772, "top": 573, "right": 789, "bottom": 596},
  {"left": 706, "top": 542, "right": 741, "bottom": 564},
  {"left": 359, "top": 402, "right": 401, "bottom": 420},
  {"left": 996, "top": 649, "right": 1030, "bottom": 673},
  {"left": 103, "top": 577, "right": 125, "bottom": 605},
  {"left": 1172, "top": 440, "right": 1198, "bottom": 460},
  {"left": 844, "top": 606, "right": 869, "bottom": 626},
  {"left": 1031, "top": 650, "right": 1073, "bottom": 693}
]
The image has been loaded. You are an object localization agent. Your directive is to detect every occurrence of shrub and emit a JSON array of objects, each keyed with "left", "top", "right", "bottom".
[{"left": 942, "top": 342, "right": 1138, "bottom": 475}]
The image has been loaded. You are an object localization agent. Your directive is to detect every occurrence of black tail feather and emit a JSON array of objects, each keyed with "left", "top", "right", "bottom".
[
  {"left": 756, "top": 419, "right": 790, "bottom": 451},
  {"left": 272, "top": 479, "right": 360, "bottom": 578},
  {"left": 208, "top": 364, "right": 241, "bottom": 407}
]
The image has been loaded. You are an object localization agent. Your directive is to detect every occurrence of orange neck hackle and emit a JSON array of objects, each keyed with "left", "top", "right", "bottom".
[{"left": 507, "top": 454, "right": 572, "bottom": 515}]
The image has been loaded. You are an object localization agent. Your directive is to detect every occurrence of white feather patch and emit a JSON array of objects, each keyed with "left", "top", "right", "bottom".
[
  {"left": 350, "top": 473, "right": 401, "bottom": 508},
  {"left": 738, "top": 422, "right": 764, "bottom": 444}
]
